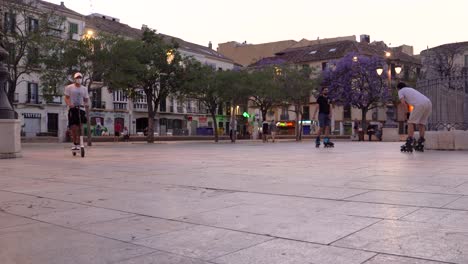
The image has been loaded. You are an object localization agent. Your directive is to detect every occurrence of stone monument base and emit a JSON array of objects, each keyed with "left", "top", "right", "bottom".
[
  {"left": 382, "top": 127, "right": 400, "bottom": 142},
  {"left": 0, "top": 119, "right": 22, "bottom": 159}
]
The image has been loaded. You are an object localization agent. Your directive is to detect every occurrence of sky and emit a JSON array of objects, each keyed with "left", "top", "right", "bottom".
[{"left": 47, "top": 0, "right": 468, "bottom": 55}]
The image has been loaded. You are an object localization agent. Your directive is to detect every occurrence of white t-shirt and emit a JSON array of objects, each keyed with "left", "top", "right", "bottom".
[
  {"left": 64, "top": 84, "right": 89, "bottom": 106},
  {"left": 398, "top": 87, "right": 430, "bottom": 106}
]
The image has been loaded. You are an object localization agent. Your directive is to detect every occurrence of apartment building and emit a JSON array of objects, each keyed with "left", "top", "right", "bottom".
[
  {"left": 2, "top": 0, "right": 85, "bottom": 138},
  {"left": 83, "top": 14, "right": 235, "bottom": 137},
  {"left": 248, "top": 35, "right": 421, "bottom": 135}
]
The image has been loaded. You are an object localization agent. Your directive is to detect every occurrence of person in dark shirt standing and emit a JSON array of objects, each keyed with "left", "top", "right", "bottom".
[{"left": 312, "top": 88, "right": 334, "bottom": 147}]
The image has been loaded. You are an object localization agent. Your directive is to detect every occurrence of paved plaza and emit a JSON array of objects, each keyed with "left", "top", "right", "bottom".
[{"left": 1, "top": 140, "right": 468, "bottom": 264}]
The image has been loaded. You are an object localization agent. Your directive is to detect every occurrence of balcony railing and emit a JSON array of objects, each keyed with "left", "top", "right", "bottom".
[
  {"left": 186, "top": 107, "right": 198, "bottom": 114},
  {"left": 92, "top": 100, "right": 106, "bottom": 109},
  {"left": 134, "top": 102, "right": 147, "bottom": 111},
  {"left": 113, "top": 102, "right": 127, "bottom": 110},
  {"left": 48, "top": 95, "right": 62, "bottom": 104},
  {"left": 177, "top": 106, "right": 183, "bottom": 113},
  {"left": 27, "top": 94, "right": 41, "bottom": 104}
]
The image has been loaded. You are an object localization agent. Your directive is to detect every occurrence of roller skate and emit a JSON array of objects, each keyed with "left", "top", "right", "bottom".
[
  {"left": 315, "top": 136, "right": 321, "bottom": 148},
  {"left": 324, "top": 137, "right": 334, "bottom": 148},
  {"left": 414, "top": 137, "right": 425, "bottom": 152},
  {"left": 400, "top": 137, "right": 414, "bottom": 153}
]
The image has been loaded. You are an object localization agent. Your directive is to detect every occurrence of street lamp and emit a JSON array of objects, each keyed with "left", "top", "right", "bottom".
[
  {"left": 376, "top": 51, "right": 400, "bottom": 129},
  {"left": 166, "top": 49, "right": 175, "bottom": 65}
]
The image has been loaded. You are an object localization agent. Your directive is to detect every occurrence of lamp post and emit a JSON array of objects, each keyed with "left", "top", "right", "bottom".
[
  {"left": 0, "top": 32, "right": 22, "bottom": 158},
  {"left": 376, "top": 51, "right": 402, "bottom": 141},
  {"left": 376, "top": 51, "right": 402, "bottom": 129}
]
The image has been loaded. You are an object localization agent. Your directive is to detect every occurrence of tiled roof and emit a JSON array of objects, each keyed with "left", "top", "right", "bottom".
[
  {"left": 38, "top": 0, "right": 84, "bottom": 18},
  {"left": 160, "top": 34, "right": 233, "bottom": 62},
  {"left": 85, "top": 16, "right": 142, "bottom": 39},
  {"left": 250, "top": 40, "right": 420, "bottom": 67},
  {"left": 421, "top": 41, "right": 468, "bottom": 55}
]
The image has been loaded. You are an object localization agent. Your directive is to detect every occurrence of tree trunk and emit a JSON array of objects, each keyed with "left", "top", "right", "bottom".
[
  {"left": 146, "top": 90, "right": 155, "bottom": 143},
  {"left": 361, "top": 108, "right": 368, "bottom": 131},
  {"left": 261, "top": 107, "right": 267, "bottom": 122},
  {"left": 211, "top": 110, "right": 219, "bottom": 142},
  {"left": 295, "top": 105, "right": 301, "bottom": 141}
]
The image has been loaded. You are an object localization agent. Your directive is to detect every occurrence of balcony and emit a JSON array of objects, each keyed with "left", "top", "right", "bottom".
[
  {"left": 92, "top": 100, "right": 106, "bottom": 109},
  {"left": 47, "top": 95, "right": 62, "bottom": 104},
  {"left": 113, "top": 102, "right": 127, "bottom": 111},
  {"left": 134, "top": 102, "right": 148, "bottom": 112},
  {"left": 26, "top": 94, "right": 42, "bottom": 104},
  {"left": 177, "top": 106, "right": 184, "bottom": 113},
  {"left": 187, "top": 107, "right": 198, "bottom": 114}
]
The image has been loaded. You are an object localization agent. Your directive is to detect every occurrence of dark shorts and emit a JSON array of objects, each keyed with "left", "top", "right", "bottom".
[
  {"left": 68, "top": 108, "right": 87, "bottom": 127},
  {"left": 115, "top": 131, "right": 121, "bottom": 137},
  {"left": 318, "top": 113, "right": 331, "bottom": 127}
]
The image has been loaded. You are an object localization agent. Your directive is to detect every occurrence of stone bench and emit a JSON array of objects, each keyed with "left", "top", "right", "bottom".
[{"left": 424, "top": 130, "right": 468, "bottom": 150}]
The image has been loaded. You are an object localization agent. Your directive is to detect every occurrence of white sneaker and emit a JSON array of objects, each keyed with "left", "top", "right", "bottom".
[{"left": 72, "top": 145, "right": 80, "bottom": 150}]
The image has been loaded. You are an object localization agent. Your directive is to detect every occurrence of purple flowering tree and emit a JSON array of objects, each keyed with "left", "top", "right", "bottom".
[{"left": 322, "top": 53, "right": 388, "bottom": 129}]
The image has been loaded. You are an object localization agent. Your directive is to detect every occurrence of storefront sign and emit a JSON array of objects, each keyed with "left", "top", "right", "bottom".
[
  {"left": 199, "top": 117, "right": 208, "bottom": 124},
  {"left": 22, "top": 113, "right": 41, "bottom": 119},
  {"left": 276, "top": 121, "right": 295, "bottom": 127}
]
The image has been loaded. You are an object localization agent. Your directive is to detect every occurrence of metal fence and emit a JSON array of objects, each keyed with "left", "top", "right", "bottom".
[{"left": 417, "top": 76, "right": 468, "bottom": 130}]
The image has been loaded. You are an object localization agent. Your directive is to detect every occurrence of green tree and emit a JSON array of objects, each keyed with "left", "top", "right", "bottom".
[
  {"left": 1, "top": 0, "right": 64, "bottom": 104},
  {"left": 277, "top": 66, "right": 319, "bottom": 141},
  {"left": 246, "top": 66, "right": 282, "bottom": 122},
  {"left": 181, "top": 61, "right": 242, "bottom": 142},
  {"left": 103, "top": 29, "right": 184, "bottom": 143},
  {"left": 40, "top": 33, "right": 118, "bottom": 145}
]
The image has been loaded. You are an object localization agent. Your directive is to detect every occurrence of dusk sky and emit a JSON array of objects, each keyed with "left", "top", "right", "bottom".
[{"left": 48, "top": 0, "right": 467, "bottom": 54}]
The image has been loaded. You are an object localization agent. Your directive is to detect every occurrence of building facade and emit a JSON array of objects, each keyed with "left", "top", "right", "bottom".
[
  {"left": 2, "top": 0, "right": 86, "bottom": 138},
  {"left": 248, "top": 35, "right": 421, "bottom": 136}
]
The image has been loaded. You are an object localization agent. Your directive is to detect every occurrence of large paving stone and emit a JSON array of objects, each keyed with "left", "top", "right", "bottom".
[
  {"left": 345, "top": 190, "right": 460, "bottom": 207},
  {"left": 0, "top": 212, "right": 37, "bottom": 229},
  {"left": 32, "top": 206, "right": 135, "bottom": 227},
  {"left": 78, "top": 215, "right": 193, "bottom": 242},
  {"left": 364, "top": 254, "right": 447, "bottom": 264},
  {"left": 212, "top": 238, "right": 376, "bottom": 264},
  {"left": 133, "top": 225, "right": 272, "bottom": 260},
  {"left": 333, "top": 220, "right": 468, "bottom": 263},
  {"left": 114, "top": 250, "right": 211, "bottom": 264},
  {"left": 178, "top": 204, "right": 380, "bottom": 244},
  {"left": 0, "top": 223, "right": 155, "bottom": 264}
]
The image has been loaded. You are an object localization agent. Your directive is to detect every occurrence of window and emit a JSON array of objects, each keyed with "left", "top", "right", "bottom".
[
  {"left": 302, "top": 106, "right": 310, "bottom": 120},
  {"left": 27, "top": 47, "right": 39, "bottom": 65},
  {"left": 28, "top": 18, "right": 39, "bottom": 32},
  {"left": 217, "top": 102, "right": 223, "bottom": 115},
  {"left": 344, "top": 105, "right": 351, "bottom": 119},
  {"left": 6, "top": 43, "right": 16, "bottom": 64},
  {"left": 322, "top": 62, "right": 328, "bottom": 71},
  {"left": 29, "top": 20, "right": 39, "bottom": 32},
  {"left": 113, "top": 90, "right": 127, "bottom": 102},
  {"left": 159, "top": 97, "right": 166, "bottom": 112},
  {"left": 4, "top": 13, "right": 16, "bottom": 33},
  {"left": 27, "top": 83, "right": 39, "bottom": 104},
  {"left": 69, "top": 22, "right": 78, "bottom": 35}
]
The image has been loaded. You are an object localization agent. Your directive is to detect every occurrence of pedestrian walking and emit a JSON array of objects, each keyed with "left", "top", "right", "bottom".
[
  {"left": 262, "top": 121, "right": 269, "bottom": 143},
  {"left": 270, "top": 120, "right": 278, "bottom": 142},
  {"left": 114, "top": 122, "right": 122, "bottom": 142}
]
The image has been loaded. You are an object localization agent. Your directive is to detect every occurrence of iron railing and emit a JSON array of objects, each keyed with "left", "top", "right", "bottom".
[
  {"left": 416, "top": 76, "right": 468, "bottom": 125},
  {"left": 427, "top": 122, "right": 468, "bottom": 131}
]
